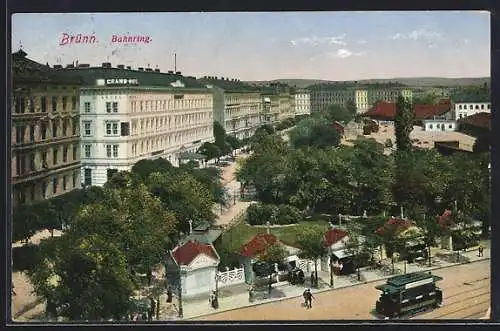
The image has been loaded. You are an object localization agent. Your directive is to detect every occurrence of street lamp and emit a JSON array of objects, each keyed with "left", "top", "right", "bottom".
[{"left": 178, "top": 266, "right": 184, "bottom": 318}]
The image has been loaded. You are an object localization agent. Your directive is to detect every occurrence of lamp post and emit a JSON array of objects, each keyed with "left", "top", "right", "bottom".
[{"left": 178, "top": 266, "right": 184, "bottom": 318}]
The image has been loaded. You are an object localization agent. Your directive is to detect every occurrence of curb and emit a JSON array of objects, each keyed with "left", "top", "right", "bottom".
[{"left": 183, "top": 256, "right": 490, "bottom": 321}]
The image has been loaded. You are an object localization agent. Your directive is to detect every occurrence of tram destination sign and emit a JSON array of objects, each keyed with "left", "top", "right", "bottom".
[{"left": 404, "top": 277, "right": 433, "bottom": 290}]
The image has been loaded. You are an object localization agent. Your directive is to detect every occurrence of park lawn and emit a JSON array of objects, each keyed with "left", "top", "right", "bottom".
[{"left": 218, "top": 220, "right": 330, "bottom": 253}]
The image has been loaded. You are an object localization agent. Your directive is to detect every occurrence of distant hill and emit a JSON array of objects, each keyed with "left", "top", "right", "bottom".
[{"left": 246, "top": 77, "right": 490, "bottom": 88}]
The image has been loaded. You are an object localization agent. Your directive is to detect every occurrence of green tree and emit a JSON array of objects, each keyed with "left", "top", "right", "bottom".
[
  {"left": 296, "top": 225, "right": 328, "bottom": 287},
  {"left": 394, "top": 95, "right": 415, "bottom": 151},
  {"left": 257, "top": 243, "right": 288, "bottom": 293},
  {"left": 27, "top": 233, "right": 135, "bottom": 321},
  {"left": 197, "top": 142, "right": 221, "bottom": 163}
]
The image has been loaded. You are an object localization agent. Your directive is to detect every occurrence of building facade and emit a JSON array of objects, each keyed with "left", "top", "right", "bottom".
[
  {"left": 261, "top": 92, "right": 280, "bottom": 124},
  {"left": 11, "top": 50, "right": 83, "bottom": 206},
  {"left": 453, "top": 102, "right": 491, "bottom": 120},
  {"left": 422, "top": 119, "right": 457, "bottom": 132},
  {"left": 66, "top": 64, "right": 214, "bottom": 187},
  {"left": 278, "top": 90, "right": 295, "bottom": 121},
  {"left": 292, "top": 89, "right": 311, "bottom": 116},
  {"left": 309, "top": 83, "right": 413, "bottom": 114},
  {"left": 200, "top": 77, "right": 262, "bottom": 139}
]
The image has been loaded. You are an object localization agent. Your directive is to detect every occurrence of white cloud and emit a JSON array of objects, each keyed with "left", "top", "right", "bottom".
[
  {"left": 290, "top": 34, "right": 347, "bottom": 46},
  {"left": 357, "top": 40, "right": 367, "bottom": 44},
  {"left": 391, "top": 27, "right": 442, "bottom": 41},
  {"left": 463, "top": 38, "right": 470, "bottom": 45},
  {"left": 314, "top": 48, "right": 365, "bottom": 60}
]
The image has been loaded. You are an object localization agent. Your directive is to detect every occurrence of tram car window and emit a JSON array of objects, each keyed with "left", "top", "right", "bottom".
[{"left": 375, "top": 272, "right": 443, "bottom": 318}]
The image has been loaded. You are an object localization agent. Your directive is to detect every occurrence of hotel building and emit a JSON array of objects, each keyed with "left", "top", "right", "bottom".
[
  {"left": 11, "top": 50, "right": 83, "bottom": 206},
  {"left": 291, "top": 88, "right": 311, "bottom": 116},
  {"left": 60, "top": 63, "right": 214, "bottom": 187}
]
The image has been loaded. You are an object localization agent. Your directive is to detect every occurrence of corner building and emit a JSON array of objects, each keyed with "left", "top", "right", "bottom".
[
  {"left": 62, "top": 63, "right": 214, "bottom": 187},
  {"left": 11, "top": 50, "right": 83, "bottom": 206}
]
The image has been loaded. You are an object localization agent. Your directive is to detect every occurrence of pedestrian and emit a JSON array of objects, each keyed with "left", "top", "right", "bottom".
[
  {"left": 302, "top": 289, "right": 308, "bottom": 308},
  {"left": 148, "top": 297, "right": 156, "bottom": 321},
  {"left": 306, "top": 289, "right": 314, "bottom": 309},
  {"left": 249, "top": 286, "right": 255, "bottom": 302},
  {"left": 478, "top": 245, "right": 484, "bottom": 257},
  {"left": 209, "top": 290, "right": 218, "bottom": 309},
  {"left": 166, "top": 287, "right": 172, "bottom": 303},
  {"left": 310, "top": 273, "right": 315, "bottom": 288}
]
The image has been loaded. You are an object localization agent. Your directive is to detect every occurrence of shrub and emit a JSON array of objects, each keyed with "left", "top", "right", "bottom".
[
  {"left": 246, "top": 203, "right": 276, "bottom": 225},
  {"left": 12, "top": 244, "right": 41, "bottom": 272},
  {"left": 276, "top": 204, "right": 302, "bottom": 225}
]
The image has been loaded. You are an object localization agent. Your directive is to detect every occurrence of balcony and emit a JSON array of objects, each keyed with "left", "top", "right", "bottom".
[{"left": 12, "top": 160, "right": 81, "bottom": 185}]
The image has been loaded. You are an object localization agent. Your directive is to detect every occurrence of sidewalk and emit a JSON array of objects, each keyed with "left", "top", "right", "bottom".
[{"left": 160, "top": 245, "right": 490, "bottom": 321}]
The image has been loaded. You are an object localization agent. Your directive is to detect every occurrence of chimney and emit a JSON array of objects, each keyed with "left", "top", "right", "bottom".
[
  {"left": 126, "top": 66, "right": 132, "bottom": 70},
  {"left": 188, "top": 220, "right": 193, "bottom": 235},
  {"left": 145, "top": 68, "right": 153, "bottom": 72},
  {"left": 66, "top": 64, "right": 75, "bottom": 69},
  {"left": 175, "top": 71, "right": 181, "bottom": 75},
  {"left": 154, "top": 68, "right": 160, "bottom": 72},
  {"left": 117, "top": 64, "right": 125, "bottom": 69},
  {"left": 167, "top": 70, "right": 174, "bottom": 74},
  {"left": 102, "top": 62, "right": 111, "bottom": 68},
  {"left": 138, "top": 67, "right": 144, "bottom": 71}
]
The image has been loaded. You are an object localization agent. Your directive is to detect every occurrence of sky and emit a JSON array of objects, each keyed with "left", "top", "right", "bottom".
[{"left": 11, "top": 11, "right": 491, "bottom": 81}]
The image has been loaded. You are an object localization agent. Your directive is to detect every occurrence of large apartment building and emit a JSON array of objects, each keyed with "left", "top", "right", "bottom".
[
  {"left": 291, "top": 88, "right": 311, "bottom": 116},
  {"left": 199, "top": 77, "right": 262, "bottom": 139},
  {"left": 59, "top": 63, "right": 214, "bottom": 187},
  {"left": 309, "top": 82, "right": 413, "bottom": 114},
  {"left": 11, "top": 50, "right": 83, "bottom": 206}
]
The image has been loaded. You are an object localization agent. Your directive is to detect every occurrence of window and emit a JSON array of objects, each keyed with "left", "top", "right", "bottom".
[
  {"left": 72, "top": 96, "right": 77, "bottom": 110},
  {"left": 106, "top": 121, "right": 119, "bottom": 135},
  {"left": 52, "top": 96, "right": 58, "bottom": 112},
  {"left": 488, "top": 104, "right": 491, "bottom": 109},
  {"left": 52, "top": 176, "right": 58, "bottom": 194},
  {"left": 30, "top": 185, "right": 35, "bottom": 201},
  {"left": 16, "top": 126, "right": 25, "bottom": 144},
  {"left": 15, "top": 97, "right": 25, "bottom": 113},
  {"left": 52, "top": 148, "right": 59, "bottom": 166},
  {"left": 112, "top": 102, "right": 118, "bottom": 112},
  {"left": 62, "top": 120, "right": 68, "bottom": 136},
  {"left": 475, "top": 105, "right": 479, "bottom": 110},
  {"left": 106, "top": 102, "right": 112, "bottom": 113},
  {"left": 84, "top": 102, "right": 91, "bottom": 113},
  {"left": 52, "top": 121, "right": 57, "bottom": 138},
  {"left": 83, "top": 121, "right": 92, "bottom": 136},
  {"left": 63, "top": 146, "right": 68, "bottom": 162},
  {"left": 63, "top": 176, "right": 67, "bottom": 191},
  {"left": 62, "top": 96, "right": 67, "bottom": 110},
  {"left": 448, "top": 124, "right": 453, "bottom": 129},
  {"left": 42, "top": 181, "right": 47, "bottom": 198},
  {"left": 84, "top": 144, "right": 91, "bottom": 158},
  {"left": 41, "top": 123, "right": 47, "bottom": 140},
  {"left": 84, "top": 168, "right": 92, "bottom": 186},
  {"left": 106, "top": 145, "right": 112, "bottom": 157},
  {"left": 41, "top": 96, "right": 47, "bottom": 113},
  {"left": 72, "top": 118, "right": 78, "bottom": 135},
  {"left": 42, "top": 151, "right": 48, "bottom": 168},
  {"left": 29, "top": 154, "right": 36, "bottom": 171},
  {"left": 121, "top": 122, "right": 130, "bottom": 136},
  {"left": 72, "top": 171, "right": 77, "bottom": 188},
  {"left": 469, "top": 105, "right": 473, "bottom": 110},
  {"left": 113, "top": 145, "right": 119, "bottom": 157},
  {"left": 29, "top": 97, "right": 35, "bottom": 112},
  {"left": 30, "top": 125, "right": 35, "bottom": 142},
  {"left": 107, "top": 169, "right": 118, "bottom": 181},
  {"left": 458, "top": 105, "right": 462, "bottom": 110},
  {"left": 429, "top": 124, "right": 433, "bottom": 129},
  {"left": 481, "top": 104, "right": 485, "bottom": 110}
]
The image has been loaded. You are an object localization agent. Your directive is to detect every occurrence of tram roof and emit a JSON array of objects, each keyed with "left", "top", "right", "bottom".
[{"left": 375, "top": 272, "right": 443, "bottom": 293}]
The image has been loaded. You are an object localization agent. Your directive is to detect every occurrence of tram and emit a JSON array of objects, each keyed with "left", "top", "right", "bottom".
[{"left": 375, "top": 271, "right": 443, "bottom": 318}]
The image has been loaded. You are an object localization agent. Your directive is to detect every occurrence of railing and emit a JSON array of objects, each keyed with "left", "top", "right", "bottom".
[{"left": 217, "top": 267, "right": 245, "bottom": 288}]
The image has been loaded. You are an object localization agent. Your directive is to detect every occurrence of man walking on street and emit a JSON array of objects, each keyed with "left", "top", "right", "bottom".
[
  {"left": 305, "top": 289, "right": 314, "bottom": 309},
  {"left": 478, "top": 245, "right": 484, "bottom": 257}
]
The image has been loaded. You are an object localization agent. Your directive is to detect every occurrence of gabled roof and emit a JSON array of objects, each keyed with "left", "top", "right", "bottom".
[
  {"left": 171, "top": 240, "right": 219, "bottom": 266},
  {"left": 458, "top": 112, "right": 491, "bottom": 131},
  {"left": 376, "top": 217, "right": 416, "bottom": 236},
  {"left": 240, "top": 233, "right": 277, "bottom": 257},
  {"left": 324, "top": 228, "right": 348, "bottom": 246}
]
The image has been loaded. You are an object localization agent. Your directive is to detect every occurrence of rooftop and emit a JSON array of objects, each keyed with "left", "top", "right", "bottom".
[
  {"left": 57, "top": 64, "right": 206, "bottom": 89},
  {"left": 171, "top": 240, "right": 219, "bottom": 266},
  {"left": 324, "top": 228, "right": 348, "bottom": 246},
  {"left": 12, "top": 50, "right": 83, "bottom": 85},
  {"left": 240, "top": 233, "right": 278, "bottom": 257},
  {"left": 458, "top": 112, "right": 491, "bottom": 131},
  {"left": 364, "top": 99, "right": 451, "bottom": 121},
  {"left": 198, "top": 76, "right": 261, "bottom": 92}
]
